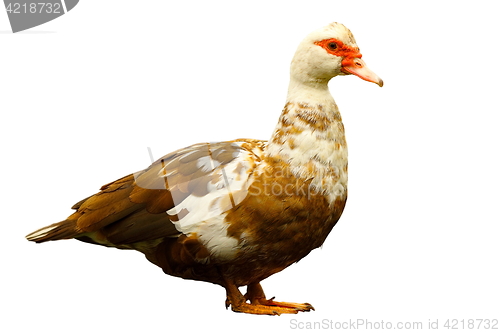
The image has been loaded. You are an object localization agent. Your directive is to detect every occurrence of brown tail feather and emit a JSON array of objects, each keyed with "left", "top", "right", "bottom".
[{"left": 26, "top": 220, "right": 80, "bottom": 243}]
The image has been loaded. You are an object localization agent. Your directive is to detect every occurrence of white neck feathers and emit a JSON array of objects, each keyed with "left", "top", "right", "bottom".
[{"left": 264, "top": 80, "right": 348, "bottom": 202}]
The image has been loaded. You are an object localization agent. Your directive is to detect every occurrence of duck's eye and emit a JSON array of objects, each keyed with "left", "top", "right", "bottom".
[{"left": 327, "top": 42, "right": 338, "bottom": 50}]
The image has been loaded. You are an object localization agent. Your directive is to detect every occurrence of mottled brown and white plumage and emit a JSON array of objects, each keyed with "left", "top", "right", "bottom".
[{"left": 26, "top": 22, "right": 382, "bottom": 315}]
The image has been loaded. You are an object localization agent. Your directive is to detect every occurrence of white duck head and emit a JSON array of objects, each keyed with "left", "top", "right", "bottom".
[{"left": 290, "top": 22, "right": 383, "bottom": 88}]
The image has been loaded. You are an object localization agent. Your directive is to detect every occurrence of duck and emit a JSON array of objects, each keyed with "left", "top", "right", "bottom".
[{"left": 26, "top": 22, "right": 382, "bottom": 315}]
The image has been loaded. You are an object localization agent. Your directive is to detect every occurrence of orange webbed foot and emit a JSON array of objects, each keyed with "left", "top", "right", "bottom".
[
  {"left": 230, "top": 301, "right": 304, "bottom": 315},
  {"left": 224, "top": 280, "right": 314, "bottom": 315},
  {"left": 251, "top": 296, "right": 315, "bottom": 313}
]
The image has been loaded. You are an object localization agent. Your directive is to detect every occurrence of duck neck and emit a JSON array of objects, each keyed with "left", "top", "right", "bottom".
[
  {"left": 286, "top": 76, "right": 331, "bottom": 104},
  {"left": 264, "top": 77, "right": 348, "bottom": 200}
]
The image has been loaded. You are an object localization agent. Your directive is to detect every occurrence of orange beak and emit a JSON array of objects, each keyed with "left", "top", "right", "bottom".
[{"left": 342, "top": 58, "right": 383, "bottom": 87}]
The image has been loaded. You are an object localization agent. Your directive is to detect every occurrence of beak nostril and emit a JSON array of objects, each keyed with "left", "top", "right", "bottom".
[{"left": 355, "top": 61, "right": 362, "bottom": 68}]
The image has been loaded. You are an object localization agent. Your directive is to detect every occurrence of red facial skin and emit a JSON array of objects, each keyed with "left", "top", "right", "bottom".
[
  {"left": 314, "top": 38, "right": 362, "bottom": 69},
  {"left": 314, "top": 38, "right": 383, "bottom": 87}
]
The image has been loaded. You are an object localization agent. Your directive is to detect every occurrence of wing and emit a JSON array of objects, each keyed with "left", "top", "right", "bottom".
[
  {"left": 26, "top": 139, "right": 266, "bottom": 248},
  {"left": 132, "top": 139, "right": 265, "bottom": 236}
]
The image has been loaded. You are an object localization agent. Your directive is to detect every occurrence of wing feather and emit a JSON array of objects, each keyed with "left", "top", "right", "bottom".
[{"left": 27, "top": 140, "right": 266, "bottom": 250}]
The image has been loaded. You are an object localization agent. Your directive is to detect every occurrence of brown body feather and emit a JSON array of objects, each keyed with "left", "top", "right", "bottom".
[{"left": 26, "top": 139, "right": 346, "bottom": 288}]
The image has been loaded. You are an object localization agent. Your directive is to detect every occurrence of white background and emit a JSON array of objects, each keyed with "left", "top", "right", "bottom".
[{"left": 2, "top": 1, "right": 499, "bottom": 332}]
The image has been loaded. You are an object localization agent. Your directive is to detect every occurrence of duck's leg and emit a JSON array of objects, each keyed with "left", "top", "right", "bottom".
[
  {"left": 245, "top": 282, "right": 315, "bottom": 313},
  {"left": 223, "top": 277, "right": 314, "bottom": 315}
]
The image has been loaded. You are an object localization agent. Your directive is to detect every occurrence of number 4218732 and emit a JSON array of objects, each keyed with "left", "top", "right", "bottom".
[
  {"left": 444, "top": 319, "right": 498, "bottom": 330},
  {"left": 6, "top": 2, "right": 62, "bottom": 14}
]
